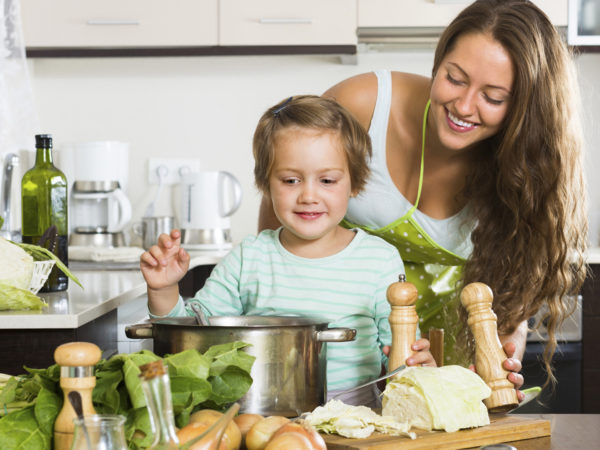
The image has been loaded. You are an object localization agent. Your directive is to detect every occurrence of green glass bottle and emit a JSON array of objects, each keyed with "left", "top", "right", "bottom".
[{"left": 21, "top": 134, "right": 69, "bottom": 292}]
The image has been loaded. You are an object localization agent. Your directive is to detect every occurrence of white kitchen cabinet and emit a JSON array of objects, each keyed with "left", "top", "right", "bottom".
[
  {"left": 358, "top": 0, "right": 567, "bottom": 29},
  {"left": 20, "top": 0, "right": 218, "bottom": 48},
  {"left": 219, "top": 0, "right": 357, "bottom": 46}
]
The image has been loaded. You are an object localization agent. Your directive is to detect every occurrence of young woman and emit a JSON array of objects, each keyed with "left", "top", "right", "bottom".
[{"left": 259, "top": 0, "right": 588, "bottom": 399}]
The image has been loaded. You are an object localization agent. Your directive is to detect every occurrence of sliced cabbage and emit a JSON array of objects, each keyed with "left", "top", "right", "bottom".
[
  {"left": 0, "top": 237, "right": 34, "bottom": 289},
  {"left": 303, "top": 399, "right": 415, "bottom": 439},
  {"left": 382, "top": 365, "right": 491, "bottom": 433}
]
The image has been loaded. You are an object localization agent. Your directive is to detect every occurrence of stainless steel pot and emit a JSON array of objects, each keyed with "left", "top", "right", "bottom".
[{"left": 125, "top": 316, "right": 356, "bottom": 417}]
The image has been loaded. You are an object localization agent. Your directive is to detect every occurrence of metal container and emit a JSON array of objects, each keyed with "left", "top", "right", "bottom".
[{"left": 125, "top": 316, "right": 356, "bottom": 417}]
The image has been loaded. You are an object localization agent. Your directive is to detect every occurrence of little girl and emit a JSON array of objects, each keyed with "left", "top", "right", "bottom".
[{"left": 140, "top": 95, "right": 434, "bottom": 407}]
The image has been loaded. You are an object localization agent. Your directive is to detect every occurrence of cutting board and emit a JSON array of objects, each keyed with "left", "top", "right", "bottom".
[{"left": 321, "top": 414, "right": 551, "bottom": 449}]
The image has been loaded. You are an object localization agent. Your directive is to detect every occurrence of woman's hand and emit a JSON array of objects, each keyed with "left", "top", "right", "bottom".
[
  {"left": 468, "top": 338, "right": 526, "bottom": 402},
  {"left": 469, "top": 320, "right": 528, "bottom": 402},
  {"left": 140, "top": 229, "right": 190, "bottom": 290},
  {"left": 382, "top": 338, "right": 437, "bottom": 368},
  {"left": 501, "top": 341, "right": 525, "bottom": 401}
]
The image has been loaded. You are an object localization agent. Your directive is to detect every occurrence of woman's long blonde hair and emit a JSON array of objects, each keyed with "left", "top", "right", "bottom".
[{"left": 433, "top": 0, "right": 587, "bottom": 385}]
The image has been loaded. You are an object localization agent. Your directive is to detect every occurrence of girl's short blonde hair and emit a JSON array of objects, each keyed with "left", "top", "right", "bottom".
[{"left": 252, "top": 95, "right": 371, "bottom": 195}]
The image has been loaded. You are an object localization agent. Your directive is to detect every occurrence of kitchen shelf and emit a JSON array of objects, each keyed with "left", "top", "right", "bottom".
[
  {"left": 21, "top": 0, "right": 357, "bottom": 58},
  {"left": 25, "top": 45, "right": 357, "bottom": 58}
]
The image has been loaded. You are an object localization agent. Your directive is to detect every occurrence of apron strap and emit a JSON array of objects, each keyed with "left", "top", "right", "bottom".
[{"left": 407, "top": 99, "right": 431, "bottom": 216}]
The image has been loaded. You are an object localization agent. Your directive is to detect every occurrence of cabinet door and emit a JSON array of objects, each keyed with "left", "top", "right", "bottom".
[
  {"left": 219, "top": 0, "right": 357, "bottom": 46},
  {"left": 358, "top": 0, "right": 567, "bottom": 28},
  {"left": 358, "top": 0, "right": 468, "bottom": 28},
  {"left": 21, "top": 0, "right": 218, "bottom": 48}
]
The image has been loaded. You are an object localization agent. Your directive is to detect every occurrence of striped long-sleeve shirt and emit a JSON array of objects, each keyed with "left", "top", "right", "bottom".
[{"left": 162, "top": 227, "right": 408, "bottom": 391}]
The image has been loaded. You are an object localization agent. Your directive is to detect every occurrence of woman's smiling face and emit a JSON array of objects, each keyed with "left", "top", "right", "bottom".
[{"left": 429, "top": 32, "right": 514, "bottom": 152}]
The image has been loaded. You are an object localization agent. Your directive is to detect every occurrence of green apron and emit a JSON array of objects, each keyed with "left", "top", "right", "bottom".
[{"left": 343, "top": 100, "right": 470, "bottom": 366}]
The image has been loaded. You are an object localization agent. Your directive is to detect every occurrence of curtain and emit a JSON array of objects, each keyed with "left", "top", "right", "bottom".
[
  {"left": 0, "top": 0, "right": 38, "bottom": 235},
  {"left": 0, "top": 0, "right": 38, "bottom": 155}
]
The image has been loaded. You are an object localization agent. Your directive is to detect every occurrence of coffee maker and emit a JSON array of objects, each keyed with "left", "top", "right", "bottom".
[{"left": 58, "top": 141, "right": 131, "bottom": 247}]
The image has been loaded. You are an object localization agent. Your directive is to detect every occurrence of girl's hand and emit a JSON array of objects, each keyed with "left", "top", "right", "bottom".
[
  {"left": 382, "top": 338, "right": 437, "bottom": 368},
  {"left": 140, "top": 229, "right": 190, "bottom": 290},
  {"left": 406, "top": 338, "right": 437, "bottom": 367},
  {"left": 468, "top": 341, "right": 525, "bottom": 402}
]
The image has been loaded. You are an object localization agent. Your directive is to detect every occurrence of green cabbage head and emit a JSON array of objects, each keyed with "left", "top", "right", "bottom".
[{"left": 0, "top": 237, "right": 47, "bottom": 310}]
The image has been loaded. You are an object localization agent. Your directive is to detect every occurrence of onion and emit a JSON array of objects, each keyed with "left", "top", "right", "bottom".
[
  {"left": 233, "top": 413, "right": 264, "bottom": 440},
  {"left": 269, "top": 420, "right": 326, "bottom": 450},
  {"left": 245, "top": 416, "right": 290, "bottom": 450},
  {"left": 177, "top": 422, "right": 228, "bottom": 450},
  {"left": 264, "top": 431, "right": 313, "bottom": 450},
  {"left": 187, "top": 409, "right": 242, "bottom": 450}
]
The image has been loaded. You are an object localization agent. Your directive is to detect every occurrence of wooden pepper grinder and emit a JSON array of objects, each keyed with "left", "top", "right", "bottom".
[
  {"left": 460, "top": 282, "right": 518, "bottom": 413},
  {"left": 53, "top": 342, "right": 102, "bottom": 450},
  {"left": 386, "top": 274, "right": 419, "bottom": 373}
]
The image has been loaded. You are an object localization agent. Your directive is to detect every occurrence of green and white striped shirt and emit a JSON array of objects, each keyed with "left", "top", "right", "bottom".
[{"left": 164, "top": 228, "right": 407, "bottom": 391}]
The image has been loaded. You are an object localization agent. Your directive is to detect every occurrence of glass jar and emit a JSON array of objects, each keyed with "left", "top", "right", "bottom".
[
  {"left": 139, "top": 361, "right": 179, "bottom": 449},
  {"left": 71, "top": 414, "right": 127, "bottom": 450}
]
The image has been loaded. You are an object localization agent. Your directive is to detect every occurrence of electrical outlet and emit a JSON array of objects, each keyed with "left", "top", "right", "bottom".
[{"left": 147, "top": 158, "right": 201, "bottom": 184}]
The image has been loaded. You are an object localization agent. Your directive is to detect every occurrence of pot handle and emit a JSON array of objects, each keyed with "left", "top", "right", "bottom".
[
  {"left": 125, "top": 323, "right": 153, "bottom": 339},
  {"left": 317, "top": 328, "right": 356, "bottom": 342}
]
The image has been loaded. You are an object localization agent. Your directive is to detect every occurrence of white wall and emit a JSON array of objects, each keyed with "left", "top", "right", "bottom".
[
  {"left": 25, "top": 50, "right": 436, "bottom": 245},
  {"left": 10, "top": 49, "right": 600, "bottom": 246}
]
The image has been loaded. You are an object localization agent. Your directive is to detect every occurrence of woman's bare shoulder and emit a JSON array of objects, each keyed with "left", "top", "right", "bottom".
[
  {"left": 323, "top": 71, "right": 431, "bottom": 128},
  {"left": 391, "top": 72, "right": 431, "bottom": 103},
  {"left": 323, "top": 72, "right": 378, "bottom": 129}
]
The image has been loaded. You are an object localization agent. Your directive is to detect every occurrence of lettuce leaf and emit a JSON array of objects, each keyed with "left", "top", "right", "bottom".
[
  {"left": 0, "top": 344, "right": 254, "bottom": 450},
  {"left": 0, "top": 282, "right": 48, "bottom": 311},
  {"left": 0, "top": 407, "right": 49, "bottom": 449}
]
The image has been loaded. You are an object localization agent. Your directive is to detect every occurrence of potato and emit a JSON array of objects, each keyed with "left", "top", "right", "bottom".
[{"left": 245, "top": 416, "right": 290, "bottom": 450}]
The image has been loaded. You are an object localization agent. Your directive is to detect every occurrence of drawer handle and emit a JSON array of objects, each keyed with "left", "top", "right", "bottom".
[
  {"left": 259, "top": 18, "right": 313, "bottom": 25},
  {"left": 86, "top": 20, "right": 141, "bottom": 26}
]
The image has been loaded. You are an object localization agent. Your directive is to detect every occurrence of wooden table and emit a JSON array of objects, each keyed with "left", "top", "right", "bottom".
[
  {"left": 322, "top": 414, "right": 600, "bottom": 449},
  {"left": 494, "top": 414, "right": 600, "bottom": 450}
]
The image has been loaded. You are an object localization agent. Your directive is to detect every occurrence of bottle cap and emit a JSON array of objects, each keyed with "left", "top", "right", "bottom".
[{"left": 35, "top": 134, "right": 53, "bottom": 148}]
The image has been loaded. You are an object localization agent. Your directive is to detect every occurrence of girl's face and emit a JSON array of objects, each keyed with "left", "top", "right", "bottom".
[
  {"left": 268, "top": 127, "right": 353, "bottom": 250},
  {"left": 430, "top": 32, "right": 514, "bottom": 152}
]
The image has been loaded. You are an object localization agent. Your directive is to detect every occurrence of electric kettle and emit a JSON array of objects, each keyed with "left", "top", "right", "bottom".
[{"left": 179, "top": 171, "right": 242, "bottom": 250}]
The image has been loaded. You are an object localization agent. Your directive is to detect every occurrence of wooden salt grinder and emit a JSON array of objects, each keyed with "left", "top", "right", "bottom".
[
  {"left": 53, "top": 342, "right": 102, "bottom": 450},
  {"left": 386, "top": 274, "right": 419, "bottom": 373},
  {"left": 460, "top": 282, "right": 518, "bottom": 413}
]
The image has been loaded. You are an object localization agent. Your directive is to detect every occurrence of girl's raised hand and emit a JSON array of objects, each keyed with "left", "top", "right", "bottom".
[{"left": 140, "top": 229, "right": 190, "bottom": 290}]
